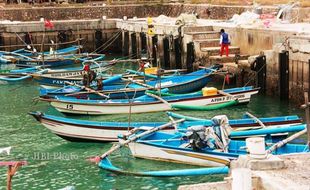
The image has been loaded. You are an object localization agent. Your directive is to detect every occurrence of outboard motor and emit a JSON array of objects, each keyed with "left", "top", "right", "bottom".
[
  {"left": 211, "top": 115, "right": 232, "bottom": 152},
  {"left": 184, "top": 125, "right": 215, "bottom": 151}
]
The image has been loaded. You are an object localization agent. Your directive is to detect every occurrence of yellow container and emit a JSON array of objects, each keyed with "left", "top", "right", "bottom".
[
  {"left": 202, "top": 87, "right": 218, "bottom": 96},
  {"left": 145, "top": 67, "right": 158, "bottom": 75}
]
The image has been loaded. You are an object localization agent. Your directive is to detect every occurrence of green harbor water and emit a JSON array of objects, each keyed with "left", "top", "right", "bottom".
[{"left": 0, "top": 61, "right": 306, "bottom": 190}]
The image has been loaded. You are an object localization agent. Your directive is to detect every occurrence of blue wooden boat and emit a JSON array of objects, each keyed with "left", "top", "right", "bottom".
[
  {"left": 0, "top": 46, "right": 81, "bottom": 64},
  {"left": 12, "top": 45, "right": 81, "bottom": 57},
  {"left": 40, "top": 66, "right": 220, "bottom": 99},
  {"left": 0, "top": 68, "right": 48, "bottom": 82},
  {"left": 117, "top": 129, "right": 308, "bottom": 167},
  {"left": 40, "top": 86, "right": 259, "bottom": 115},
  {"left": 28, "top": 111, "right": 301, "bottom": 142},
  {"left": 96, "top": 124, "right": 308, "bottom": 176},
  {"left": 32, "top": 62, "right": 113, "bottom": 89},
  {"left": 0, "top": 55, "right": 107, "bottom": 82},
  {"left": 14, "top": 53, "right": 105, "bottom": 68}
]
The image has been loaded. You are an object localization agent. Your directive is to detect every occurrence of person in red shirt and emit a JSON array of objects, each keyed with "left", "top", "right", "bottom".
[
  {"left": 83, "top": 63, "right": 90, "bottom": 72},
  {"left": 82, "top": 63, "right": 91, "bottom": 87}
]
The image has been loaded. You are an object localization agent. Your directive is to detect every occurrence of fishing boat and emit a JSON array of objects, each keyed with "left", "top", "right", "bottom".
[
  {"left": 118, "top": 128, "right": 308, "bottom": 167},
  {"left": 95, "top": 119, "right": 308, "bottom": 176},
  {"left": 31, "top": 62, "right": 113, "bottom": 89},
  {"left": 0, "top": 45, "right": 81, "bottom": 64},
  {"left": 0, "top": 68, "right": 48, "bottom": 82},
  {"left": 13, "top": 53, "right": 105, "bottom": 68},
  {"left": 40, "top": 86, "right": 259, "bottom": 115},
  {"left": 0, "top": 56, "right": 107, "bottom": 82},
  {"left": 28, "top": 111, "right": 301, "bottom": 142},
  {"left": 12, "top": 45, "right": 81, "bottom": 57},
  {"left": 39, "top": 66, "right": 220, "bottom": 99}
]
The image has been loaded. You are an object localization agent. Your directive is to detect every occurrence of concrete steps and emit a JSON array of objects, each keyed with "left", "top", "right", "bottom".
[
  {"left": 201, "top": 46, "right": 240, "bottom": 56},
  {"left": 197, "top": 39, "right": 220, "bottom": 48},
  {"left": 183, "top": 26, "right": 251, "bottom": 74},
  {"left": 209, "top": 54, "right": 250, "bottom": 64},
  {"left": 188, "top": 31, "right": 220, "bottom": 40},
  {"left": 183, "top": 26, "right": 214, "bottom": 33}
]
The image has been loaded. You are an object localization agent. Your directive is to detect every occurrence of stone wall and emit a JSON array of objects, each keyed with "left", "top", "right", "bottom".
[
  {"left": 1, "top": 4, "right": 309, "bottom": 22},
  {"left": 0, "top": 5, "right": 171, "bottom": 21}
]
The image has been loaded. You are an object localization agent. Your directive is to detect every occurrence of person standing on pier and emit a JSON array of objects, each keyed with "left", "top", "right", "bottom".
[{"left": 219, "top": 29, "right": 230, "bottom": 57}]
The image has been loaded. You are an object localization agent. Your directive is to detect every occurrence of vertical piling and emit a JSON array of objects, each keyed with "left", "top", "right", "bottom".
[
  {"left": 131, "top": 33, "right": 137, "bottom": 59},
  {"left": 24, "top": 33, "right": 32, "bottom": 46},
  {"left": 174, "top": 37, "right": 182, "bottom": 69},
  {"left": 308, "top": 59, "right": 310, "bottom": 96},
  {"left": 152, "top": 35, "right": 158, "bottom": 67},
  {"left": 163, "top": 37, "right": 170, "bottom": 69},
  {"left": 123, "top": 31, "right": 129, "bottom": 56},
  {"left": 186, "top": 42, "right": 195, "bottom": 73},
  {"left": 279, "top": 50, "right": 289, "bottom": 100},
  {"left": 95, "top": 30, "right": 103, "bottom": 53},
  {"left": 0, "top": 34, "right": 4, "bottom": 51},
  {"left": 114, "top": 32, "right": 123, "bottom": 54},
  {"left": 140, "top": 33, "right": 147, "bottom": 54},
  {"left": 254, "top": 55, "right": 267, "bottom": 93}
]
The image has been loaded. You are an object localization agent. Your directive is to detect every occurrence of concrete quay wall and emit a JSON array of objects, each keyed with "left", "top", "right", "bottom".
[{"left": 0, "top": 19, "right": 121, "bottom": 52}]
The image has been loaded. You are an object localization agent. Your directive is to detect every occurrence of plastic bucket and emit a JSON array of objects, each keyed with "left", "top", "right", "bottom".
[{"left": 246, "top": 137, "right": 266, "bottom": 159}]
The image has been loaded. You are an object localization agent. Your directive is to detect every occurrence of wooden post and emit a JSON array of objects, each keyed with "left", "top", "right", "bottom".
[
  {"left": 308, "top": 59, "right": 310, "bottom": 96},
  {"left": 0, "top": 161, "right": 27, "bottom": 190},
  {"left": 279, "top": 50, "right": 289, "bottom": 100},
  {"left": 303, "top": 92, "right": 310, "bottom": 148},
  {"left": 41, "top": 28, "right": 46, "bottom": 66}
]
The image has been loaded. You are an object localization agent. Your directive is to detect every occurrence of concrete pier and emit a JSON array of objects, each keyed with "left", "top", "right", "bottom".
[
  {"left": 116, "top": 17, "right": 310, "bottom": 104},
  {"left": 178, "top": 153, "right": 310, "bottom": 190}
]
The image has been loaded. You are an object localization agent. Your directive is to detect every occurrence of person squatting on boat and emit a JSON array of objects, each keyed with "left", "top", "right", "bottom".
[
  {"left": 82, "top": 63, "right": 97, "bottom": 87},
  {"left": 137, "top": 58, "right": 151, "bottom": 72},
  {"left": 97, "top": 77, "right": 103, "bottom": 90}
]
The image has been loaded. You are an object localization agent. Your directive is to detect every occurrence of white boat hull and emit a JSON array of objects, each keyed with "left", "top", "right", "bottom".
[
  {"left": 40, "top": 118, "right": 174, "bottom": 142},
  {"left": 50, "top": 90, "right": 258, "bottom": 115},
  {"left": 127, "top": 142, "right": 233, "bottom": 167}
]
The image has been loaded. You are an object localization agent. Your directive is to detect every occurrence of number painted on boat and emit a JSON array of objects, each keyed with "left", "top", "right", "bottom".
[
  {"left": 66, "top": 104, "right": 74, "bottom": 109},
  {"left": 210, "top": 94, "right": 245, "bottom": 102}
]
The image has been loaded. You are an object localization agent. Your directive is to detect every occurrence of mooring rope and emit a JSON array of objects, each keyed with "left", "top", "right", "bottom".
[
  {"left": 243, "top": 62, "right": 266, "bottom": 87},
  {"left": 91, "top": 29, "right": 122, "bottom": 54}
]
